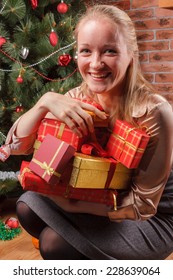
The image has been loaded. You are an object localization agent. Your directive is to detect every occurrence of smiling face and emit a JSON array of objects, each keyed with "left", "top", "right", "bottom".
[{"left": 77, "top": 18, "right": 132, "bottom": 96}]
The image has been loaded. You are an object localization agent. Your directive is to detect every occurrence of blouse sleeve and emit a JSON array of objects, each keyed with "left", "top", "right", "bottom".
[
  {"left": 3, "top": 117, "right": 37, "bottom": 158},
  {"left": 108, "top": 101, "right": 173, "bottom": 221}
]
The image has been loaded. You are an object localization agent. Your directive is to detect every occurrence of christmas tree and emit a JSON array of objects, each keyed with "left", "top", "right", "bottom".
[{"left": 0, "top": 0, "right": 86, "bottom": 196}]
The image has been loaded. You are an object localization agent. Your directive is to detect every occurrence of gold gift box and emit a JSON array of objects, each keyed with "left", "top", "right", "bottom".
[
  {"left": 69, "top": 153, "right": 132, "bottom": 189},
  {"left": 109, "top": 162, "right": 133, "bottom": 189}
]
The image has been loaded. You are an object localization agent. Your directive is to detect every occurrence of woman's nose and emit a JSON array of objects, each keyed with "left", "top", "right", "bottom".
[{"left": 90, "top": 54, "right": 104, "bottom": 69}]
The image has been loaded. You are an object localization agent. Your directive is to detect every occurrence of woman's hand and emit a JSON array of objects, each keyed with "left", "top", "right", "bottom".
[{"left": 39, "top": 92, "right": 107, "bottom": 137}]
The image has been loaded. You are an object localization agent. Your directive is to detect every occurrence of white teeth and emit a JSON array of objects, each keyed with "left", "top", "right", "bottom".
[{"left": 91, "top": 73, "right": 108, "bottom": 78}]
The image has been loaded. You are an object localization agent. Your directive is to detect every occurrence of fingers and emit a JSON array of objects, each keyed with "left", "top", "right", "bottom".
[
  {"left": 64, "top": 100, "right": 108, "bottom": 136},
  {"left": 47, "top": 95, "right": 108, "bottom": 137},
  {"left": 81, "top": 102, "right": 108, "bottom": 120},
  {"left": 65, "top": 109, "right": 93, "bottom": 137}
]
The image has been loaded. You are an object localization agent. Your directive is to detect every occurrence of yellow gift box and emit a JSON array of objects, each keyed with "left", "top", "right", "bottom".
[
  {"left": 109, "top": 162, "right": 133, "bottom": 189},
  {"left": 69, "top": 153, "right": 132, "bottom": 189}
]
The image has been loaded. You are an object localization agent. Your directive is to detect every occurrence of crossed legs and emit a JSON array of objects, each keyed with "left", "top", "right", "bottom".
[{"left": 16, "top": 201, "right": 87, "bottom": 260}]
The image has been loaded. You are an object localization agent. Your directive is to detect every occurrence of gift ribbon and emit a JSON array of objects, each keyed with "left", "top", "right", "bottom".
[
  {"left": 111, "top": 126, "right": 147, "bottom": 163},
  {"left": 19, "top": 167, "right": 31, "bottom": 185},
  {"left": 104, "top": 158, "right": 117, "bottom": 189},
  {"left": 32, "top": 158, "right": 61, "bottom": 178},
  {"left": 81, "top": 142, "right": 109, "bottom": 157},
  {"left": 112, "top": 133, "right": 146, "bottom": 152},
  {"left": 32, "top": 141, "right": 65, "bottom": 179},
  {"left": 57, "top": 123, "right": 66, "bottom": 139},
  {"left": 33, "top": 139, "right": 41, "bottom": 150}
]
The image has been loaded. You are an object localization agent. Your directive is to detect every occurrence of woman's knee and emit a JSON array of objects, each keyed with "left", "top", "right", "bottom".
[
  {"left": 39, "top": 226, "right": 86, "bottom": 260},
  {"left": 16, "top": 201, "right": 46, "bottom": 238},
  {"left": 16, "top": 201, "right": 31, "bottom": 222}
]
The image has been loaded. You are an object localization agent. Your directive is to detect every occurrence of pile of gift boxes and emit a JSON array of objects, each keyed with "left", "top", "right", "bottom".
[{"left": 19, "top": 108, "right": 150, "bottom": 210}]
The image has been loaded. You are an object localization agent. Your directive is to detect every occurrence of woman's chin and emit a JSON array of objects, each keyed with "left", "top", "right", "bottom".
[{"left": 88, "top": 86, "right": 108, "bottom": 95}]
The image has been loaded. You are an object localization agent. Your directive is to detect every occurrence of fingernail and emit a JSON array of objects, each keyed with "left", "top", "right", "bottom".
[{"left": 101, "top": 114, "right": 107, "bottom": 119}]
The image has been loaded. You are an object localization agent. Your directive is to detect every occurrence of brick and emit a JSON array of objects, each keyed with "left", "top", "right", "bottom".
[
  {"left": 85, "top": 1, "right": 130, "bottom": 10},
  {"left": 149, "top": 51, "right": 173, "bottom": 62},
  {"left": 138, "top": 41, "right": 169, "bottom": 51},
  {"left": 155, "top": 7, "right": 173, "bottom": 17},
  {"left": 155, "top": 73, "right": 173, "bottom": 82},
  {"left": 160, "top": 93, "right": 173, "bottom": 105},
  {"left": 127, "top": 8, "right": 153, "bottom": 20},
  {"left": 156, "top": 30, "right": 173, "bottom": 40},
  {"left": 154, "top": 84, "right": 173, "bottom": 94},
  {"left": 171, "top": 40, "right": 173, "bottom": 49},
  {"left": 105, "top": 1, "right": 131, "bottom": 10},
  {"left": 135, "top": 18, "right": 173, "bottom": 30},
  {"left": 136, "top": 30, "right": 154, "bottom": 41},
  {"left": 144, "top": 73, "right": 155, "bottom": 82},
  {"left": 139, "top": 52, "right": 149, "bottom": 62},
  {"left": 141, "top": 62, "right": 173, "bottom": 72},
  {"left": 132, "top": 0, "right": 158, "bottom": 9}
]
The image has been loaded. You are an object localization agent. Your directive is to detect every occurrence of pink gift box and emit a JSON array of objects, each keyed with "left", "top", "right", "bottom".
[{"left": 29, "top": 134, "right": 75, "bottom": 185}]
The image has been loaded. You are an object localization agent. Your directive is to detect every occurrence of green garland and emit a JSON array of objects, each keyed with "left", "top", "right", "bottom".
[{"left": 0, "top": 220, "right": 22, "bottom": 241}]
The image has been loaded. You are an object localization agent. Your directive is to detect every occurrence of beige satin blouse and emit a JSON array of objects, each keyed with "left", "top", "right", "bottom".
[{"left": 4, "top": 87, "right": 173, "bottom": 221}]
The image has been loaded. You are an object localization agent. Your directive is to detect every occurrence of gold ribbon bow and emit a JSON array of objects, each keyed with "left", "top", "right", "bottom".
[
  {"left": 32, "top": 158, "right": 61, "bottom": 179},
  {"left": 41, "top": 161, "right": 55, "bottom": 176}
]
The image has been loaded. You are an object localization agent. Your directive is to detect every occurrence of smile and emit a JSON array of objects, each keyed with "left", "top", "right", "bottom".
[{"left": 90, "top": 73, "right": 110, "bottom": 79}]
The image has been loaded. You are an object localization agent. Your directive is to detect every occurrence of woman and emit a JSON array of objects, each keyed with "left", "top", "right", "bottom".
[{"left": 4, "top": 5, "right": 173, "bottom": 259}]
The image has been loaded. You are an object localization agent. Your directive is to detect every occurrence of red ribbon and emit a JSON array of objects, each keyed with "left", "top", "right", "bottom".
[
  {"left": 104, "top": 158, "right": 117, "bottom": 189},
  {"left": 81, "top": 142, "right": 109, "bottom": 157}
]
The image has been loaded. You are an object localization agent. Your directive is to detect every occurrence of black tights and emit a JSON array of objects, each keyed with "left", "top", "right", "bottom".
[{"left": 16, "top": 201, "right": 88, "bottom": 260}]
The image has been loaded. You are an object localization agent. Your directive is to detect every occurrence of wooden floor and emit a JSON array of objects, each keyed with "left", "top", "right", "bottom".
[{"left": 0, "top": 197, "right": 173, "bottom": 260}]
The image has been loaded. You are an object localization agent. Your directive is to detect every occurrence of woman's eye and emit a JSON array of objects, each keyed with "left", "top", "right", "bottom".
[
  {"left": 79, "top": 49, "right": 90, "bottom": 54},
  {"left": 105, "top": 49, "right": 117, "bottom": 54}
]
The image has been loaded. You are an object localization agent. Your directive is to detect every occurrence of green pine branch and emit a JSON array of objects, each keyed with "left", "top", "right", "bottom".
[{"left": 0, "top": 0, "right": 86, "bottom": 195}]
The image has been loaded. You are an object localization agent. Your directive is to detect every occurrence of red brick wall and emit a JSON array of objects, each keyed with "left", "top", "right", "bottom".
[{"left": 85, "top": 0, "right": 173, "bottom": 100}]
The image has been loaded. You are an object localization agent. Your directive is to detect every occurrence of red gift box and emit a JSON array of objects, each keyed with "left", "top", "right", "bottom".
[
  {"left": 36, "top": 118, "right": 85, "bottom": 151},
  {"left": 19, "top": 161, "right": 62, "bottom": 195},
  {"left": 106, "top": 120, "right": 150, "bottom": 168},
  {"left": 20, "top": 161, "right": 117, "bottom": 209},
  {"left": 29, "top": 134, "right": 75, "bottom": 185}
]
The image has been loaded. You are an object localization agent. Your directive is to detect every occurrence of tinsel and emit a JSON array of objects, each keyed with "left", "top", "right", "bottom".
[
  {"left": 0, "top": 220, "right": 21, "bottom": 241},
  {"left": 0, "top": 0, "right": 8, "bottom": 14},
  {"left": 0, "top": 171, "right": 19, "bottom": 195},
  {"left": 0, "top": 41, "right": 76, "bottom": 73},
  {"left": 0, "top": 171, "right": 19, "bottom": 181}
]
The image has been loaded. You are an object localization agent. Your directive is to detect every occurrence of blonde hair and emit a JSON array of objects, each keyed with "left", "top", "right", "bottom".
[{"left": 74, "top": 5, "right": 154, "bottom": 123}]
